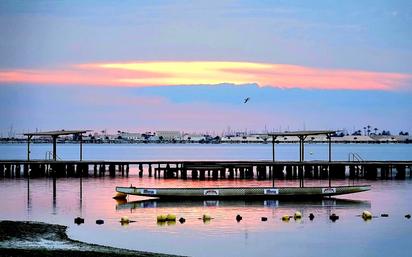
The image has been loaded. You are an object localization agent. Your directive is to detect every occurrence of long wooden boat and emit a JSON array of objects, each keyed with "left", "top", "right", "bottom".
[{"left": 115, "top": 185, "right": 370, "bottom": 199}]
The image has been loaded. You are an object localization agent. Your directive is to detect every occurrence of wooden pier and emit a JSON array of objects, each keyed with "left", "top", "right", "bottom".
[
  {"left": 0, "top": 130, "right": 408, "bottom": 181},
  {"left": 0, "top": 160, "right": 411, "bottom": 180}
]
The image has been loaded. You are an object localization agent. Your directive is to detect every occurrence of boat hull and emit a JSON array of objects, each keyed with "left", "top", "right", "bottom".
[{"left": 116, "top": 185, "right": 370, "bottom": 199}]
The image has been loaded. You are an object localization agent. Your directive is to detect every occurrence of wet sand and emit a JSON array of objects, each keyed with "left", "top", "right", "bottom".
[{"left": 0, "top": 221, "right": 182, "bottom": 257}]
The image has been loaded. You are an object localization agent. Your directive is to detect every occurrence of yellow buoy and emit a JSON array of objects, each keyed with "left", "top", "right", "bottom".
[
  {"left": 167, "top": 220, "right": 176, "bottom": 226},
  {"left": 157, "top": 214, "right": 167, "bottom": 222},
  {"left": 202, "top": 214, "right": 212, "bottom": 221},
  {"left": 281, "top": 215, "right": 291, "bottom": 222},
  {"left": 166, "top": 214, "right": 176, "bottom": 221},
  {"left": 157, "top": 221, "right": 166, "bottom": 226},
  {"left": 362, "top": 211, "right": 372, "bottom": 220},
  {"left": 113, "top": 192, "right": 127, "bottom": 199},
  {"left": 120, "top": 216, "right": 130, "bottom": 224},
  {"left": 294, "top": 211, "right": 302, "bottom": 219}
]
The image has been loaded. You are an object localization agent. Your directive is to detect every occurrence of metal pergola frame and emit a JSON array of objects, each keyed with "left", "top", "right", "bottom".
[
  {"left": 262, "top": 130, "right": 336, "bottom": 187},
  {"left": 23, "top": 130, "right": 91, "bottom": 161}
]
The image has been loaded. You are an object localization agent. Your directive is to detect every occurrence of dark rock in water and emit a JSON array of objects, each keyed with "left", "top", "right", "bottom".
[
  {"left": 381, "top": 214, "right": 389, "bottom": 217},
  {"left": 96, "top": 219, "right": 104, "bottom": 225},
  {"left": 261, "top": 217, "right": 268, "bottom": 222},
  {"left": 309, "top": 213, "right": 315, "bottom": 220},
  {"left": 329, "top": 214, "right": 339, "bottom": 222},
  {"left": 74, "top": 217, "right": 84, "bottom": 225},
  {"left": 179, "top": 217, "right": 186, "bottom": 224},
  {"left": 405, "top": 214, "right": 411, "bottom": 219},
  {"left": 236, "top": 214, "right": 242, "bottom": 222}
]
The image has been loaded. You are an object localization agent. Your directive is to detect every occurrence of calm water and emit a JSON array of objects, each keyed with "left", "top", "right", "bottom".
[
  {"left": 1, "top": 143, "right": 412, "bottom": 161},
  {"left": 1, "top": 144, "right": 412, "bottom": 257}
]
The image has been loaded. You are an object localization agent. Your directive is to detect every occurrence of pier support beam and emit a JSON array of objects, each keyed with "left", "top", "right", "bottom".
[
  {"left": 99, "top": 164, "right": 106, "bottom": 176},
  {"left": 27, "top": 135, "right": 33, "bottom": 161},
  {"left": 395, "top": 165, "right": 406, "bottom": 180},
  {"left": 192, "top": 170, "right": 198, "bottom": 179},
  {"left": 52, "top": 135, "right": 58, "bottom": 161},
  {"left": 0, "top": 164, "right": 4, "bottom": 177},
  {"left": 148, "top": 164, "right": 153, "bottom": 177}
]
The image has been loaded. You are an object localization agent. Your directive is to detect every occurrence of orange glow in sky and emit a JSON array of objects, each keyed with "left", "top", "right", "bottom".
[{"left": 1, "top": 61, "right": 411, "bottom": 91}]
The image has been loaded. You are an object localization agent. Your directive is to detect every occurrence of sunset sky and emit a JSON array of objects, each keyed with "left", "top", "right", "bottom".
[{"left": 0, "top": 0, "right": 411, "bottom": 134}]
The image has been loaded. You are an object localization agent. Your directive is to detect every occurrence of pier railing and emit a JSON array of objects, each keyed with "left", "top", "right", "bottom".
[{"left": 348, "top": 153, "right": 364, "bottom": 162}]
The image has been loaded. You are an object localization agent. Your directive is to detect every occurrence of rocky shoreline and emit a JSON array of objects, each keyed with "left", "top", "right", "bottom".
[{"left": 0, "top": 220, "right": 182, "bottom": 257}]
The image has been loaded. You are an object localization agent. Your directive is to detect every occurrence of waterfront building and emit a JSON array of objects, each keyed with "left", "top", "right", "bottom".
[
  {"left": 156, "top": 131, "right": 182, "bottom": 141},
  {"left": 118, "top": 132, "right": 144, "bottom": 141}
]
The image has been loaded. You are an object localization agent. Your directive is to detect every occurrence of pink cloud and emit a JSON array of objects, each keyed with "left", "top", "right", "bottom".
[{"left": 0, "top": 61, "right": 410, "bottom": 91}]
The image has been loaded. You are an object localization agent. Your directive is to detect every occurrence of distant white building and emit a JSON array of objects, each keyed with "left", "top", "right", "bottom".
[
  {"left": 221, "top": 135, "right": 265, "bottom": 143},
  {"left": 183, "top": 134, "right": 206, "bottom": 142},
  {"left": 156, "top": 131, "right": 181, "bottom": 140},
  {"left": 334, "top": 135, "right": 375, "bottom": 142},
  {"left": 119, "top": 132, "right": 143, "bottom": 141}
]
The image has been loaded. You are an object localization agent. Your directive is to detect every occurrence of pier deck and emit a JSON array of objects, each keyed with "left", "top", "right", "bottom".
[{"left": 0, "top": 160, "right": 411, "bottom": 180}]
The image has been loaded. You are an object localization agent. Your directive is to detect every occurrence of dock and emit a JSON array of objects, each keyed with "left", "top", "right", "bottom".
[
  {"left": 0, "top": 160, "right": 411, "bottom": 180},
  {"left": 0, "top": 129, "right": 410, "bottom": 181}
]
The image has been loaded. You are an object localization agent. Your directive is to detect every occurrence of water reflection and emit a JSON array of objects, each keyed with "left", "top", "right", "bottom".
[
  {"left": 2, "top": 176, "right": 411, "bottom": 257},
  {"left": 26, "top": 176, "right": 31, "bottom": 218},
  {"left": 116, "top": 198, "right": 371, "bottom": 211}
]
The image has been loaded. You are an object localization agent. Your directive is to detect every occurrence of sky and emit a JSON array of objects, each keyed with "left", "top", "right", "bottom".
[{"left": 0, "top": 0, "right": 411, "bottom": 135}]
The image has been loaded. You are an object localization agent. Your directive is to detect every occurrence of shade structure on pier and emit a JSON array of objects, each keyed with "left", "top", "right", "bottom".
[
  {"left": 24, "top": 130, "right": 91, "bottom": 161},
  {"left": 261, "top": 130, "right": 336, "bottom": 187},
  {"left": 264, "top": 130, "right": 336, "bottom": 162}
]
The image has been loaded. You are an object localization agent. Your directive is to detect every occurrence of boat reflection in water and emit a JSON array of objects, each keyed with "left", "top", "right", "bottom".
[{"left": 116, "top": 198, "right": 371, "bottom": 211}]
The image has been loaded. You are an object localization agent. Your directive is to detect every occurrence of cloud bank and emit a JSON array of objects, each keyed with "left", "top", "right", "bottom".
[{"left": 1, "top": 61, "right": 411, "bottom": 91}]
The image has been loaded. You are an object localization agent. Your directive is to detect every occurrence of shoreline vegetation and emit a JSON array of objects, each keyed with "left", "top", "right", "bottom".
[{"left": 0, "top": 220, "right": 182, "bottom": 257}]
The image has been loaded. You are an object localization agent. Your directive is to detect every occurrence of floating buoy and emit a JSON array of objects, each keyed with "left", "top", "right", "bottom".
[
  {"left": 281, "top": 215, "right": 291, "bottom": 222},
  {"left": 202, "top": 214, "right": 212, "bottom": 224},
  {"left": 405, "top": 214, "right": 411, "bottom": 219},
  {"left": 179, "top": 217, "right": 186, "bottom": 224},
  {"left": 329, "top": 214, "right": 339, "bottom": 222},
  {"left": 261, "top": 217, "right": 268, "bottom": 222},
  {"left": 157, "top": 221, "right": 166, "bottom": 226},
  {"left": 120, "top": 216, "right": 130, "bottom": 223},
  {"left": 157, "top": 215, "right": 167, "bottom": 222},
  {"left": 114, "top": 198, "right": 127, "bottom": 205},
  {"left": 294, "top": 211, "right": 302, "bottom": 220},
  {"left": 166, "top": 214, "right": 176, "bottom": 221},
  {"left": 310, "top": 151, "right": 313, "bottom": 155},
  {"left": 74, "top": 217, "right": 84, "bottom": 225},
  {"left": 113, "top": 192, "right": 127, "bottom": 199},
  {"left": 309, "top": 213, "right": 315, "bottom": 220},
  {"left": 381, "top": 214, "right": 389, "bottom": 217},
  {"left": 96, "top": 219, "right": 104, "bottom": 225},
  {"left": 236, "top": 214, "right": 242, "bottom": 222},
  {"left": 362, "top": 211, "right": 372, "bottom": 220},
  {"left": 203, "top": 214, "right": 212, "bottom": 221},
  {"left": 167, "top": 220, "right": 176, "bottom": 226}
]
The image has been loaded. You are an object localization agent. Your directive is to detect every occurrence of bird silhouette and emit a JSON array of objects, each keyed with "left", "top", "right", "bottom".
[{"left": 244, "top": 97, "right": 250, "bottom": 103}]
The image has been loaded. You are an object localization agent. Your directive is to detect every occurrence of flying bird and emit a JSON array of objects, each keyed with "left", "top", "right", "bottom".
[{"left": 244, "top": 97, "right": 250, "bottom": 104}]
